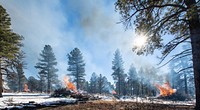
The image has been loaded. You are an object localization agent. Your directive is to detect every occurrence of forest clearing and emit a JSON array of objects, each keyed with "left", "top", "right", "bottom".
[
  {"left": 39, "top": 100, "right": 195, "bottom": 110},
  {"left": 0, "top": 0, "right": 200, "bottom": 109}
]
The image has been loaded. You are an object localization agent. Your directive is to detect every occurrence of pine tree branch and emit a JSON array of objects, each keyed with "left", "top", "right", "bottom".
[
  {"left": 158, "top": 48, "right": 192, "bottom": 68},
  {"left": 158, "top": 35, "right": 189, "bottom": 65},
  {"left": 153, "top": 9, "right": 186, "bottom": 29},
  {"left": 177, "top": 66, "right": 193, "bottom": 74},
  {"left": 158, "top": 52, "right": 192, "bottom": 68},
  {"left": 123, "top": 3, "right": 187, "bottom": 25}
]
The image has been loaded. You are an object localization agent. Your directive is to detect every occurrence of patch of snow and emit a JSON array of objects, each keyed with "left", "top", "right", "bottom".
[
  {"left": 0, "top": 93, "right": 76, "bottom": 109},
  {"left": 98, "top": 95, "right": 195, "bottom": 106}
]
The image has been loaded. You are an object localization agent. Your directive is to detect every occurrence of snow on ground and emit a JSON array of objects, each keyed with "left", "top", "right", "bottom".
[
  {"left": 94, "top": 94, "right": 195, "bottom": 106},
  {"left": 0, "top": 93, "right": 76, "bottom": 109},
  {"left": 0, "top": 93, "right": 195, "bottom": 109},
  {"left": 119, "top": 97, "right": 196, "bottom": 106}
]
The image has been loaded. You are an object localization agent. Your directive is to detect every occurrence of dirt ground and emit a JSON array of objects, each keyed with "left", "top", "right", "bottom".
[{"left": 39, "top": 100, "right": 195, "bottom": 110}]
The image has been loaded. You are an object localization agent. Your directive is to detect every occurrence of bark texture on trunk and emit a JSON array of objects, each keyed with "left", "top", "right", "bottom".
[
  {"left": 191, "top": 28, "right": 200, "bottom": 110},
  {"left": 184, "top": 73, "right": 188, "bottom": 95},
  {"left": 185, "top": 0, "right": 200, "bottom": 109},
  {"left": 0, "top": 59, "right": 3, "bottom": 97},
  {"left": 191, "top": 29, "right": 200, "bottom": 110}
]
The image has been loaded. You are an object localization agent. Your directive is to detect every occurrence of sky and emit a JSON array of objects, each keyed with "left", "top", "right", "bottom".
[{"left": 0, "top": 0, "right": 172, "bottom": 84}]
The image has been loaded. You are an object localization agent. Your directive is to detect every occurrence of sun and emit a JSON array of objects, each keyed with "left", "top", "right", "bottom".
[{"left": 133, "top": 33, "right": 147, "bottom": 48}]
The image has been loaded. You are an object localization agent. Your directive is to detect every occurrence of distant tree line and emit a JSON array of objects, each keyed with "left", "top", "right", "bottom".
[
  {"left": 111, "top": 49, "right": 162, "bottom": 97},
  {"left": 169, "top": 44, "right": 194, "bottom": 97},
  {"left": 86, "top": 72, "right": 113, "bottom": 94}
]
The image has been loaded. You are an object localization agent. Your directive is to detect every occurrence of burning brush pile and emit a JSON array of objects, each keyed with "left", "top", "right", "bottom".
[
  {"left": 155, "top": 81, "right": 190, "bottom": 101},
  {"left": 51, "top": 76, "right": 91, "bottom": 102}
]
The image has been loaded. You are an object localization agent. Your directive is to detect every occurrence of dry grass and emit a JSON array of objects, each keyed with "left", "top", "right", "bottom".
[{"left": 39, "top": 100, "right": 195, "bottom": 110}]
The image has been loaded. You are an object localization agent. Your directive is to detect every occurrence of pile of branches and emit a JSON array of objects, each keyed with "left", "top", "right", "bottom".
[
  {"left": 51, "top": 88, "right": 72, "bottom": 97},
  {"left": 70, "top": 92, "right": 90, "bottom": 101},
  {"left": 51, "top": 88, "right": 91, "bottom": 101},
  {"left": 157, "top": 92, "right": 191, "bottom": 101}
]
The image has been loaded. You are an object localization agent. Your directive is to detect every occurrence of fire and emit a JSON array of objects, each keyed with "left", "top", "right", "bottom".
[
  {"left": 64, "top": 76, "right": 77, "bottom": 92},
  {"left": 154, "top": 81, "right": 176, "bottom": 97},
  {"left": 111, "top": 90, "right": 117, "bottom": 94},
  {"left": 24, "top": 83, "right": 29, "bottom": 92}
]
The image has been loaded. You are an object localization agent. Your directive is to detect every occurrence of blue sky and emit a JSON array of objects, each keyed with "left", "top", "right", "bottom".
[{"left": 0, "top": 0, "right": 172, "bottom": 84}]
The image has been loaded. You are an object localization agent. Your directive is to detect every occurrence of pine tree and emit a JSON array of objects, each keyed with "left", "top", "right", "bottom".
[
  {"left": 112, "top": 49, "right": 125, "bottom": 95},
  {"left": 89, "top": 73, "right": 113, "bottom": 94},
  {"left": 0, "top": 5, "right": 23, "bottom": 97},
  {"left": 115, "top": 1, "right": 200, "bottom": 109},
  {"left": 84, "top": 81, "right": 90, "bottom": 92},
  {"left": 89, "top": 72, "right": 98, "bottom": 93},
  {"left": 101, "top": 76, "right": 113, "bottom": 94},
  {"left": 127, "top": 64, "right": 138, "bottom": 95},
  {"left": 13, "top": 51, "right": 26, "bottom": 92},
  {"left": 169, "top": 44, "right": 194, "bottom": 95},
  {"left": 67, "top": 48, "right": 85, "bottom": 90},
  {"left": 35, "top": 45, "right": 58, "bottom": 93},
  {"left": 97, "top": 74, "right": 104, "bottom": 94},
  {"left": 37, "top": 70, "right": 47, "bottom": 93},
  {"left": 7, "top": 73, "right": 18, "bottom": 92},
  {"left": 27, "top": 76, "right": 39, "bottom": 92}
]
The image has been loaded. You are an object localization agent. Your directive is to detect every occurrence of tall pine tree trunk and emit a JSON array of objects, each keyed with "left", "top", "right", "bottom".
[
  {"left": 47, "top": 68, "right": 51, "bottom": 93},
  {"left": 118, "top": 74, "right": 121, "bottom": 95},
  {"left": 185, "top": 0, "right": 200, "bottom": 109},
  {"left": 18, "top": 64, "right": 23, "bottom": 92},
  {"left": 191, "top": 28, "right": 200, "bottom": 110},
  {"left": 184, "top": 73, "right": 188, "bottom": 95},
  {"left": 47, "top": 74, "right": 50, "bottom": 93},
  {"left": 76, "top": 65, "right": 79, "bottom": 90},
  {"left": 40, "top": 80, "right": 43, "bottom": 93},
  {"left": 0, "top": 58, "right": 2, "bottom": 97},
  {"left": 18, "top": 78, "right": 21, "bottom": 92}
]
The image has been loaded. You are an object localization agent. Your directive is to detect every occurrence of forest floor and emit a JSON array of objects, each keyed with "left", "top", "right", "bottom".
[
  {"left": 0, "top": 93, "right": 195, "bottom": 110},
  {"left": 39, "top": 100, "right": 195, "bottom": 110}
]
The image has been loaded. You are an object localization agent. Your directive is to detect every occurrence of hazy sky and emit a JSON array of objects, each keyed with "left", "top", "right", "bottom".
[{"left": 0, "top": 0, "right": 172, "bottom": 83}]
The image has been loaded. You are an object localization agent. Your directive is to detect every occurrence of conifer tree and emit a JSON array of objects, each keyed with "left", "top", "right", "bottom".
[
  {"left": 14, "top": 51, "right": 26, "bottom": 92},
  {"left": 35, "top": 45, "right": 58, "bottom": 93},
  {"left": 67, "top": 48, "right": 85, "bottom": 90},
  {"left": 127, "top": 64, "right": 138, "bottom": 95},
  {"left": 0, "top": 5, "right": 23, "bottom": 97},
  {"left": 112, "top": 49, "right": 126, "bottom": 95},
  {"left": 115, "top": 1, "right": 200, "bottom": 108},
  {"left": 97, "top": 74, "right": 104, "bottom": 94},
  {"left": 89, "top": 72, "right": 98, "bottom": 93}
]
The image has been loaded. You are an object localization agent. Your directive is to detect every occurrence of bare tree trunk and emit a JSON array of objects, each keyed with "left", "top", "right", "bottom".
[
  {"left": 184, "top": 73, "right": 188, "bottom": 95},
  {"left": 76, "top": 65, "right": 79, "bottom": 90},
  {"left": 47, "top": 77, "right": 50, "bottom": 93},
  {"left": 40, "top": 80, "right": 43, "bottom": 93},
  {"left": 184, "top": 1, "right": 200, "bottom": 109},
  {"left": 47, "top": 69, "right": 51, "bottom": 93},
  {"left": 118, "top": 73, "right": 121, "bottom": 95},
  {"left": 0, "top": 58, "right": 2, "bottom": 97},
  {"left": 191, "top": 29, "right": 200, "bottom": 110}
]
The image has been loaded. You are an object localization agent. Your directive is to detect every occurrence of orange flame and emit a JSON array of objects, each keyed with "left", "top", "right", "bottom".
[
  {"left": 64, "top": 76, "right": 77, "bottom": 92},
  {"left": 24, "top": 83, "right": 29, "bottom": 92},
  {"left": 111, "top": 90, "right": 117, "bottom": 94},
  {"left": 154, "top": 81, "right": 176, "bottom": 96}
]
